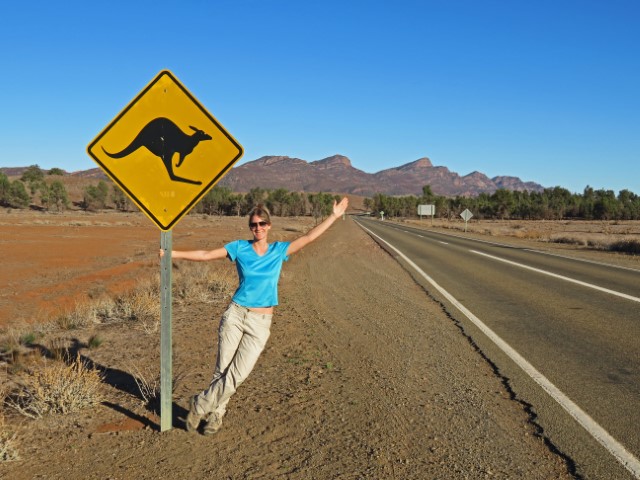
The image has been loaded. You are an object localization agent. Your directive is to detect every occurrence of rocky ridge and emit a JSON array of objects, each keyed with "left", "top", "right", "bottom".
[
  {"left": 2, "top": 155, "right": 544, "bottom": 197},
  {"left": 218, "top": 155, "right": 544, "bottom": 196}
]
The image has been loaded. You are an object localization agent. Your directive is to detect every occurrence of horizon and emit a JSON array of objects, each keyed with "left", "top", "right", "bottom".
[
  {"left": 1, "top": 1, "right": 638, "bottom": 195},
  {"left": 0, "top": 154, "right": 614, "bottom": 196}
]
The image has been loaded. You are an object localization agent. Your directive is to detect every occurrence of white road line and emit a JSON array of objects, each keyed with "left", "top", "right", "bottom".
[
  {"left": 523, "top": 248, "right": 640, "bottom": 273},
  {"left": 358, "top": 222, "right": 640, "bottom": 478},
  {"left": 373, "top": 220, "right": 640, "bottom": 273},
  {"left": 471, "top": 250, "right": 640, "bottom": 304}
]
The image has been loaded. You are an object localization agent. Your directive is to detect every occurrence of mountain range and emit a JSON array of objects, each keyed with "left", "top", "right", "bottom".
[
  {"left": 217, "top": 155, "right": 544, "bottom": 197},
  {"left": 2, "top": 155, "right": 544, "bottom": 197}
]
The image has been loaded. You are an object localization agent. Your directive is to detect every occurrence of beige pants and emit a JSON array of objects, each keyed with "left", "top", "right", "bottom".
[{"left": 193, "top": 302, "right": 272, "bottom": 417}]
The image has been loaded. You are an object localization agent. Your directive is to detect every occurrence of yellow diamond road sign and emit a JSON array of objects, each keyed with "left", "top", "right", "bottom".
[{"left": 87, "top": 70, "right": 243, "bottom": 230}]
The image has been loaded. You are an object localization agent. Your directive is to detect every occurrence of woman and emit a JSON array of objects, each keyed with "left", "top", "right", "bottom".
[{"left": 161, "top": 197, "right": 349, "bottom": 434}]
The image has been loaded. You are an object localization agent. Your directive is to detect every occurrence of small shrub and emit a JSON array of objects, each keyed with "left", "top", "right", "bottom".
[
  {"left": 173, "top": 263, "right": 235, "bottom": 304},
  {"left": 56, "top": 302, "right": 102, "bottom": 330},
  {"left": 18, "top": 332, "right": 37, "bottom": 346},
  {"left": 113, "top": 283, "right": 160, "bottom": 329},
  {"left": 0, "top": 383, "right": 19, "bottom": 462},
  {"left": 47, "top": 337, "right": 71, "bottom": 363},
  {"left": 0, "top": 410, "right": 19, "bottom": 462},
  {"left": 587, "top": 239, "right": 607, "bottom": 249},
  {"left": 131, "top": 364, "right": 188, "bottom": 412},
  {"left": 87, "top": 334, "right": 103, "bottom": 349},
  {"left": 513, "top": 229, "right": 547, "bottom": 240},
  {"left": 549, "top": 235, "right": 586, "bottom": 246},
  {"left": 7, "top": 355, "right": 103, "bottom": 419},
  {"left": 608, "top": 239, "right": 640, "bottom": 255},
  {"left": 0, "top": 428, "right": 19, "bottom": 462}
]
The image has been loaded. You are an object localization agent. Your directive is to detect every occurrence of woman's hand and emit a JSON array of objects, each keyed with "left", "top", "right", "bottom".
[{"left": 333, "top": 197, "right": 349, "bottom": 217}]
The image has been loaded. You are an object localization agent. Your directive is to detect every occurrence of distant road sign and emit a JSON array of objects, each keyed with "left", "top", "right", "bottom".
[
  {"left": 418, "top": 204, "right": 435, "bottom": 216},
  {"left": 87, "top": 70, "right": 243, "bottom": 230},
  {"left": 460, "top": 208, "right": 473, "bottom": 222}
]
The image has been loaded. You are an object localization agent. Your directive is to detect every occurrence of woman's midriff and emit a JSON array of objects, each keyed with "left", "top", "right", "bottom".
[{"left": 248, "top": 306, "right": 274, "bottom": 315}]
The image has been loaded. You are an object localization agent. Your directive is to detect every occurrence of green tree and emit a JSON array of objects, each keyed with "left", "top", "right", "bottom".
[
  {"left": 308, "top": 192, "right": 334, "bottom": 222},
  {"left": 421, "top": 185, "right": 435, "bottom": 204},
  {"left": 48, "top": 167, "right": 65, "bottom": 176},
  {"left": 245, "top": 187, "right": 267, "bottom": 208},
  {"left": 20, "top": 165, "right": 45, "bottom": 183},
  {"left": 491, "top": 189, "right": 515, "bottom": 219},
  {"left": 199, "top": 186, "right": 233, "bottom": 215},
  {"left": 112, "top": 185, "right": 127, "bottom": 211},
  {"left": 8, "top": 180, "right": 30, "bottom": 208},
  {"left": 289, "top": 191, "right": 307, "bottom": 216},
  {"left": 49, "top": 181, "right": 69, "bottom": 211},
  {"left": 593, "top": 189, "right": 619, "bottom": 220},
  {"left": 618, "top": 189, "right": 640, "bottom": 220},
  {"left": 230, "top": 193, "right": 247, "bottom": 216},
  {"left": 0, "top": 173, "right": 11, "bottom": 206},
  {"left": 267, "top": 188, "right": 291, "bottom": 216},
  {"left": 82, "top": 181, "right": 110, "bottom": 210}
]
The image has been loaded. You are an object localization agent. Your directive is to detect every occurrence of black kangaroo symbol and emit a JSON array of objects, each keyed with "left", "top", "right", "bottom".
[{"left": 102, "top": 117, "right": 212, "bottom": 185}]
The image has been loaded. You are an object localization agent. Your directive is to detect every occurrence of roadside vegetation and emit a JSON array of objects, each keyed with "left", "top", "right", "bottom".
[
  {"left": 366, "top": 185, "right": 640, "bottom": 222},
  {"left": 0, "top": 260, "right": 236, "bottom": 461},
  {"left": 3, "top": 165, "right": 638, "bottom": 223}
]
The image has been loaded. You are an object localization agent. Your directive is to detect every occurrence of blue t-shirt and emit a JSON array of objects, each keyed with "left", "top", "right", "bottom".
[{"left": 224, "top": 240, "right": 290, "bottom": 308}]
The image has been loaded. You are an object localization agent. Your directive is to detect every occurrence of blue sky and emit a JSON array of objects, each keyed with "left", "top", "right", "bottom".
[{"left": 1, "top": 0, "right": 638, "bottom": 194}]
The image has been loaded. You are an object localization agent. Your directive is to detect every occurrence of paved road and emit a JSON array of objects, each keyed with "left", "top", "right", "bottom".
[{"left": 355, "top": 217, "right": 640, "bottom": 480}]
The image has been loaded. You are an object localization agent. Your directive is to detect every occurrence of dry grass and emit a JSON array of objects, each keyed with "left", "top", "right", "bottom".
[
  {"left": 0, "top": 261, "right": 235, "bottom": 419},
  {"left": 173, "top": 262, "right": 237, "bottom": 304},
  {"left": 0, "top": 383, "right": 20, "bottom": 462},
  {"left": 131, "top": 364, "right": 189, "bottom": 412},
  {"left": 406, "top": 218, "right": 640, "bottom": 255},
  {"left": 603, "top": 239, "right": 640, "bottom": 254},
  {"left": 0, "top": 425, "right": 19, "bottom": 462},
  {"left": 0, "top": 255, "right": 235, "bottom": 456},
  {"left": 6, "top": 354, "right": 104, "bottom": 419},
  {"left": 55, "top": 278, "right": 161, "bottom": 331}
]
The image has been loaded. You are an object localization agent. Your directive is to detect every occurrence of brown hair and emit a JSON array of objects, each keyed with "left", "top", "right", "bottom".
[{"left": 248, "top": 204, "right": 272, "bottom": 226}]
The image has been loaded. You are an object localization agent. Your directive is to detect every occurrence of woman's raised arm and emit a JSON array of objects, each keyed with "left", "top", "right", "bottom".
[{"left": 287, "top": 197, "right": 349, "bottom": 256}]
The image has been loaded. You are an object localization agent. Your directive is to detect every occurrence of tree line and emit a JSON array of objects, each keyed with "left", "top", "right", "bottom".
[
  {"left": 0, "top": 166, "right": 341, "bottom": 220},
  {"left": 3, "top": 165, "right": 639, "bottom": 221},
  {"left": 365, "top": 185, "right": 640, "bottom": 221},
  {"left": 0, "top": 166, "right": 69, "bottom": 210}
]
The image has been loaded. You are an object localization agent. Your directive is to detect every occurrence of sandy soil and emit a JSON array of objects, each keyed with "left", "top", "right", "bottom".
[{"left": 4, "top": 210, "right": 637, "bottom": 479}]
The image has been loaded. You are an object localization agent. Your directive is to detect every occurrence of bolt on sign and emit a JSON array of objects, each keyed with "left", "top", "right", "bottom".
[{"left": 87, "top": 70, "right": 243, "bottom": 230}]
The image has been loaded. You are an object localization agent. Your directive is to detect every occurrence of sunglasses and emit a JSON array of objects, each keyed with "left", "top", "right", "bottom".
[{"left": 249, "top": 221, "right": 269, "bottom": 229}]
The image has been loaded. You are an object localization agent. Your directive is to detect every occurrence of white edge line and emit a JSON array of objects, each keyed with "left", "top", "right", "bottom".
[
  {"left": 369, "top": 219, "right": 640, "bottom": 274},
  {"left": 357, "top": 221, "right": 640, "bottom": 478},
  {"left": 471, "top": 250, "right": 640, "bottom": 304}
]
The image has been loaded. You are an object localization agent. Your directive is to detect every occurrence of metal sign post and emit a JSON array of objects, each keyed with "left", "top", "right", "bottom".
[
  {"left": 418, "top": 204, "right": 435, "bottom": 224},
  {"left": 460, "top": 208, "right": 473, "bottom": 232},
  {"left": 160, "top": 231, "right": 173, "bottom": 431},
  {"left": 87, "top": 70, "right": 243, "bottom": 432}
]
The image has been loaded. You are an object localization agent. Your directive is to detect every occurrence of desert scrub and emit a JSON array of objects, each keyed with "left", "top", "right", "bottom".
[
  {"left": 56, "top": 299, "right": 108, "bottom": 330},
  {"left": 56, "top": 279, "right": 160, "bottom": 329},
  {"left": 7, "top": 354, "right": 103, "bottom": 419},
  {"left": 549, "top": 235, "right": 587, "bottom": 246},
  {"left": 87, "top": 334, "right": 103, "bottom": 349},
  {"left": 18, "top": 332, "right": 38, "bottom": 346},
  {"left": 112, "top": 281, "right": 160, "bottom": 322},
  {"left": 608, "top": 239, "right": 640, "bottom": 255},
  {"left": 131, "top": 364, "right": 188, "bottom": 412},
  {"left": 173, "top": 262, "right": 236, "bottom": 304},
  {"left": 0, "top": 392, "right": 19, "bottom": 463},
  {"left": 0, "top": 426, "right": 19, "bottom": 462}
]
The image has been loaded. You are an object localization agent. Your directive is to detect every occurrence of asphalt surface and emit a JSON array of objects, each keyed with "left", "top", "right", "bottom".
[{"left": 355, "top": 217, "right": 640, "bottom": 480}]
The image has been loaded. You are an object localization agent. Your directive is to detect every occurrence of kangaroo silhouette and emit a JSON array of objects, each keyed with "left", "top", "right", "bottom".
[{"left": 102, "top": 117, "right": 212, "bottom": 185}]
